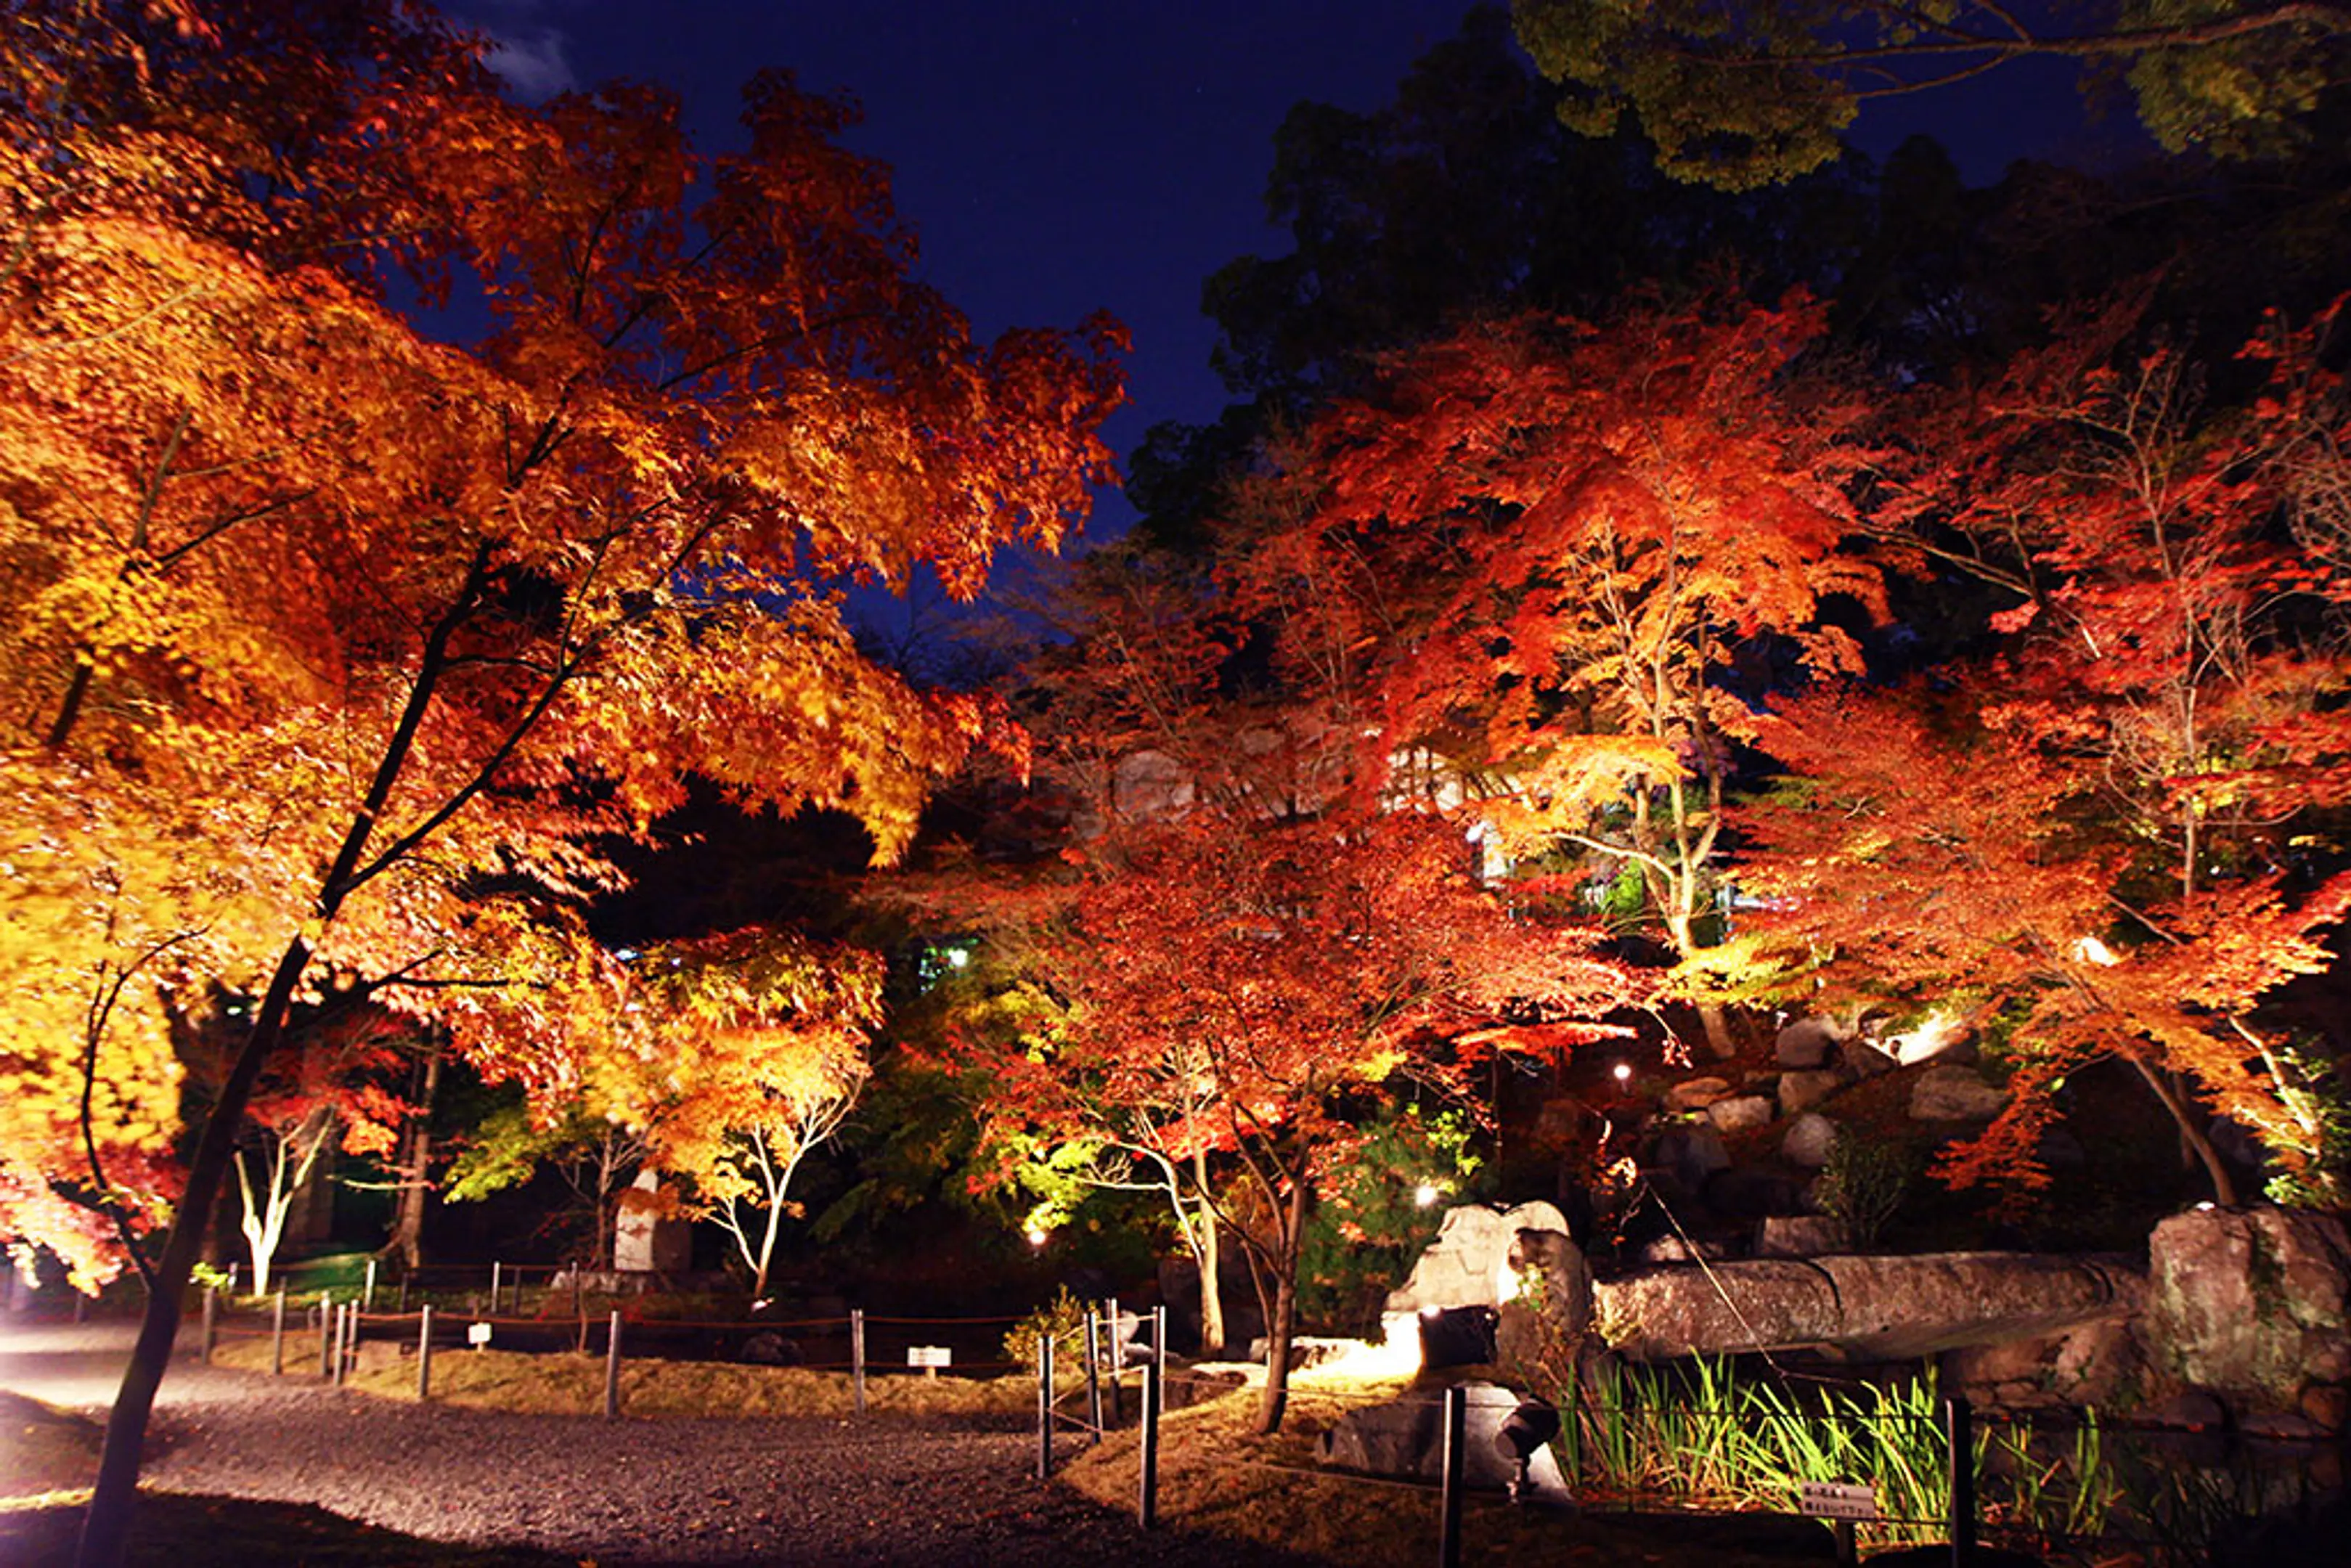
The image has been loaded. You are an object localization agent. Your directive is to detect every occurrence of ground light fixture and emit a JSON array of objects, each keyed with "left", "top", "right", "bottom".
[{"left": 1494, "top": 1395, "right": 1562, "bottom": 1503}]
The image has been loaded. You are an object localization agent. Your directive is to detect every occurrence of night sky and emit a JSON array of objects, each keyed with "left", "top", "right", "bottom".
[{"left": 463, "top": 1, "right": 2141, "bottom": 547}]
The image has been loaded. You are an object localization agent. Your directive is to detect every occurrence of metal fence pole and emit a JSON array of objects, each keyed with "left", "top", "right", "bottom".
[
  {"left": 271, "top": 1286, "right": 286, "bottom": 1375},
  {"left": 491, "top": 1261, "right": 502, "bottom": 1314},
  {"left": 1438, "top": 1384, "right": 1467, "bottom": 1568},
  {"left": 851, "top": 1307, "right": 867, "bottom": 1416},
  {"left": 200, "top": 1286, "right": 216, "bottom": 1365},
  {"left": 1036, "top": 1335, "right": 1054, "bottom": 1480},
  {"left": 318, "top": 1294, "right": 335, "bottom": 1378},
  {"left": 1084, "top": 1310, "right": 1103, "bottom": 1442},
  {"left": 1104, "top": 1296, "right": 1123, "bottom": 1427},
  {"left": 1138, "top": 1347, "right": 1162, "bottom": 1530},
  {"left": 417, "top": 1304, "right": 434, "bottom": 1401},
  {"left": 603, "top": 1309, "right": 622, "bottom": 1419},
  {"left": 1946, "top": 1395, "right": 1976, "bottom": 1568}
]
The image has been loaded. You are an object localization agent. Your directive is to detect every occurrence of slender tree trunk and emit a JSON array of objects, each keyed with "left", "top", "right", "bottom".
[
  {"left": 387, "top": 1043, "right": 441, "bottom": 1271},
  {"left": 1192, "top": 1146, "right": 1225, "bottom": 1355},
  {"left": 1196, "top": 1199, "right": 1225, "bottom": 1355},
  {"left": 1251, "top": 1179, "right": 1308, "bottom": 1435},
  {"left": 2130, "top": 1056, "right": 2238, "bottom": 1205},
  {"left": 78, "top": 934, "right": 314, "bottom": 1568}
]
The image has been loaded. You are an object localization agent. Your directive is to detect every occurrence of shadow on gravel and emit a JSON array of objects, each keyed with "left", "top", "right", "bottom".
[{"left": 0, "top": 1495, "right": 574, "bottom": 1567}]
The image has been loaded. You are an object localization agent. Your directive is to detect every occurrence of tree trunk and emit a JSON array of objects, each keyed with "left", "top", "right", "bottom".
[
  {"left": 1192, "top": 1146, "right": 1225, "bottom": 1355},
  {"left": 387, "top": 1044, "right": 441, "bottom": 1271},
  {"left": 2130, "top": 1056, "right": 2239, "bottom": 1206},
  {"left": 1251, "top": 1178, "right": 1309, "bottom": 1435},
  {"left": 1197, "top": 1199, "right": 1226, "bottom": 1356},
  {"left": 78, "top": 934, "right": 314, "bottom": 1568}
]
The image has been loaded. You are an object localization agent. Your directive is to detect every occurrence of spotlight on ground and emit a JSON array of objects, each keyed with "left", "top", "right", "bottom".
[{"left": 1494, "top": 1395, "right": 1562, "bottom": 1503}]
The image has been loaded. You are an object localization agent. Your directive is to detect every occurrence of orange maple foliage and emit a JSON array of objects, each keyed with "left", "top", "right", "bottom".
[
  {"left": 0, "top": 4, "right": 1120, "bottom": 1556},
  {"left": 1222, "top": 298, "right": 1891, "bottom": 1053},
  {"left": 961, "top": 810, "right": 1631, "bottom": 1433},
  {"left": 1730, "top": 306, "right": 2351, "bottom": 1206}
]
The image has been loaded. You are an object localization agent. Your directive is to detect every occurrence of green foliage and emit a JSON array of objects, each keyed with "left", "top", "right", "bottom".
[
  {"left": 1512, "top": 0, "right": 2348, "bottom": 189},
  {"left": 1296, "top": 1101, "right": 1482, "bottom": 1334},
  {"left": 2261, "top": 1043, "right": 2351, "bottom": 1209},
  {"left": 441, "top": 1095, "right": 563, "bottom": 1204},
  {"left": 1815, "top": 1129, "right": 1917, "bottom": 1249},
  {"left": 1000, "top": 1284, "right": 1091, "bottom": 1373}
]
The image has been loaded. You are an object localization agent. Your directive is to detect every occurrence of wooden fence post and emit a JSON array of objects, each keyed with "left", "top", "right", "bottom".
[
  {"left": 603, "top": 1309, "right": 622, "bottom": 1419},
  {"left": 1083, "top": 1310, "right": 1102, "bottom": 1442},
  {"left": 1137, "top": 1347, "right": 1162, "bottom": 1530},
  {"left": 417, "top": 1304, "right": 433, "bottom": 1401},
  {"left": 318, "top": 1294, "right": 334, "bottom": 1378},
  {"left": 851, "top": 1307, "right": 866, "bottom": 1416},
  {"left": 200, "top": 1286, "right": 216, "bottom": 1365},
  {"left": 271, "top": 1286, "right": 286, "bottom": 1376}
]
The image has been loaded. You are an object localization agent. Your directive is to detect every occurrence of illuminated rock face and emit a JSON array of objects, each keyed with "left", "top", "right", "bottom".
[
  {"left": 1381, "top": 1201, "right": 1570, "bottom": 1357},
  {"left": 2143, "top": 1206, "right": 2351, "bottom": 1412}
]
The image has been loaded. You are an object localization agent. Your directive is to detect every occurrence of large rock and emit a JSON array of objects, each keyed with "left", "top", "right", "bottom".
[
  {"left": 1754, "top": 1216, "right": 1848, "bottom": 1257},
  {"left": 1665, "top": 1076, "right": 1733, "bottom": 1114},
  {"left": 1495, "top": 1229, "right": 1592, "bottom": 1374},
  {"left": 1778, "top": 1069, "right": 1843, "bottom": 1116},
  {"left": 1385, "top": 1201, "right": 1570, "bottom": 1326},
  {"left": 2142, "top": 1206, "right": 2351, "bottom": 1412},
  {"left": 613, "top": 1169, "right": 691, "bottom": 1272},
  {"left": 1317, "top": 1380, "right": 1573, "bottom": 1500},
  {"left": 1593, "top": 1251, "right": 2143, "bottom": 1361},
  {"left": 1643, "top": 1123, "right": 1730, "bottom": 1200},
  {"left": 1775, "top": 1016, "right": 1843, "bottom": 1069},
  {"left": 1781, "top": 1112, "right": 1839, "bottom": 1169},
  {"left": 1705, "top": 1094, "right": 1775, "bottom": 1132},
  {"left": 1909, "top": 1064, "right": 2006, "bottom": 1121},
  {"left": 1943, "top": 1317, "right": 2142, "bottom": 1410}
]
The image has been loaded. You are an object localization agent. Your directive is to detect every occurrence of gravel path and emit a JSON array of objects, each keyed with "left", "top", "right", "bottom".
[{"left": 1, "top": 1320, "right": 1324, "bottom": 1567}]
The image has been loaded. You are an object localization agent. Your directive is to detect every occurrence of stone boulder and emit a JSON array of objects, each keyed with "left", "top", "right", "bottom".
[
  {"left": 2141, "top": 1206, "right": 2351, "bottom": 1416},
  {"left": 1317, "top": 1380, "right": 1573, "bottom": 1501},
  {"left": 1909, "top": 1064, "right": 2006, "bottom": 1122},
  {"left": 1778, "top": 1069, "right": 1843, "bottom": 1116},
  {"left": 1705, "top": 1094, "right": 1775, "bottom": 1132},
  {"left": 1592, "top": 1251, "right": 2142, "bottom": 1361},
  {"left": 1880, "top": 1013, "right": 1973, "bottom": 1066},
  {"left": 1495, "top": 1229, "right": 1592, "bottom": 1374},
  {"left": 1643, "top": 1123, "right": 1730, "bottom": 1201},
  {"left": 1754, "top": 1216, "right": 1848, "bottom": 1258},
  {"left": 1775, "top": 1016, "right": 1843, "bottom": 1069},
  {"left": 1781, "top": 1112, "right": 1838, "bottom": 1169},
  {"left": 1385, "top": 1201, "right": 1569, "bottom": 1346},
  {"left": 1664, "top": 1076, "right": 1733, "bottom": 1114},
  {"left": 1942, "top": 1316, "right": 2141, "bottom": 1411}
]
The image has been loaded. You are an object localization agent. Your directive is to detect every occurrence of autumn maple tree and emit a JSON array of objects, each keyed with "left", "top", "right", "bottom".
[
  {"left": 1223, "top": 299, "right": 1888, "bottom": 1056},
  {"left": 211, "top": 1003, "right": 413, "bottom": 1299},
  {"left": 0, "top": 4, "right": 1119, "bottom": 1560},
  {"left": 958, "top": 809, "right": 1629, "bottom": 1434},
  {"left": 1731, "top": 303, "right": 2351, "bottom": 1206}
]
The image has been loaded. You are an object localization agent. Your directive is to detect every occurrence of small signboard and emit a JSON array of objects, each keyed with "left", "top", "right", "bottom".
[
  {"left": 906, "top": 1345, "right": 951, "bottom": 1376},
  {"left": 1797, "top": 1481, "right": 1879, "bottom": 1521},
  {"left": 467, "top": 1320, "right": 493, "bottom": 1349}
]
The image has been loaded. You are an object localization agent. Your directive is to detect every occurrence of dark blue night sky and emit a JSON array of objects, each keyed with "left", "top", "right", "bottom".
[{"left": 462, "top": 3, "right": 2140, "bottom": 550}]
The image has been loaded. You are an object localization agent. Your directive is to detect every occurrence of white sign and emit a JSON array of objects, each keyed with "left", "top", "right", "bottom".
[
  {"left": 1798, "top": 1481, "right": 1879, "bottom": 1521},
  {"left": 906, "top": 1345, "right": 951, "bottom": 1370},
  {"left": 468, "top": 1320, "right": 493, "bottom": 1348}
]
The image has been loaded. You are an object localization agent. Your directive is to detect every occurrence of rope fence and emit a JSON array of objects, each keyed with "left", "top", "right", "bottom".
[{"left": 183, "top": 1281, "right": 2336, "bottom": 1567}]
